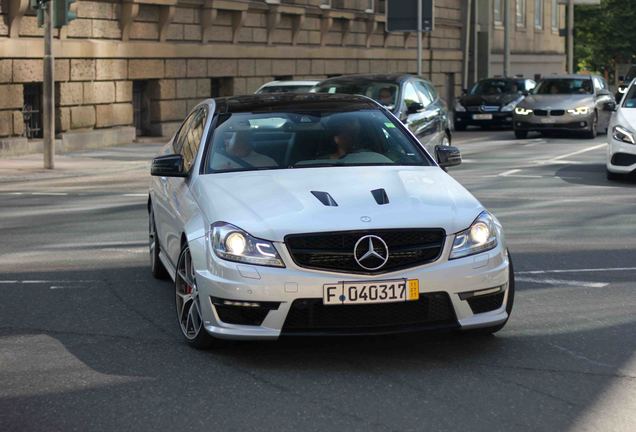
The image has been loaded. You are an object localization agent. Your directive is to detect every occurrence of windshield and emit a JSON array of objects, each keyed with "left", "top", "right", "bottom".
[
  {"left": 533, "top": 78, "right": 593, "bottom": 95},
  {"left": 257, "top": 85, "right": 315, "bottom": 94},
  {"left": 204, "top": 109, "right": 432, "bottom": 173},
  {"left": 625, "top": 66, "right": 636, "bottom": 82},
  {"left": 622, "top": 84, "right": 636, "bottom": 108},
  {"left": 470, "top": 79, "right": 521, "bottom": 95},
  {"left": 314, "top": 81, "right": 400, "bottom": 109}
]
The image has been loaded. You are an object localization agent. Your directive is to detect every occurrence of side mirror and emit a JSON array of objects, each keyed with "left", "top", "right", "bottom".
[
  {"left": 407, "top": 102, "right": 424, "bottom": 114},
  {"left": 436, "top": 145, "right": 462, "bottom": 168},
  {"left": 151, "top": 154, "right": 187, "bottom": 177},
  {"left": 603, "top": 101, "right": 617, "bottom": 112}
]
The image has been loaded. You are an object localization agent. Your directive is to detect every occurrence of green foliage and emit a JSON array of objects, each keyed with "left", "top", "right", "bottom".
[{"left": 575, "top": 0, "right": 636, "bottom": 77}]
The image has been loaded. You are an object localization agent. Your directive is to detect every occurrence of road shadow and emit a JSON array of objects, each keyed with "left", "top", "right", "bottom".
[{"left": 554, "top": 163, "right": 636, "bottom": 187}]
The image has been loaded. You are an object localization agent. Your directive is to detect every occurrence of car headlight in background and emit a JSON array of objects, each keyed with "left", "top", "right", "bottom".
[
  {"left": 567, "top": 107, "right": 590, "bottom": 115},
  {"left": 501, "top": 98, "right": 523, "bottom": 112},
  {"left": 612, "top": 125, "right": 636, "bottom": 144},
  {"left": 514, "top": 107, "right": 533, "bottom": 115},
  {"left": 618, "top": 86, "right": 627, "bottom": 94},
  {"left": 210, "top": 222, "right": 284, "bottom": 267},
  {"left": 450, "top": 211, "right": 499, "bottom": 260},
  {"left": 454, "top": 101, "right": 466, "bottom": 112}
]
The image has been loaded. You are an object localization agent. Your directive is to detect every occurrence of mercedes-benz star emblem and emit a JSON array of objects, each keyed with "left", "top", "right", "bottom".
[
  {"left": 360, "top": 216, "right": 372, "bottom": 223},
  {"left": 353, "top": 235, "right": 389, "bottom": 271}
]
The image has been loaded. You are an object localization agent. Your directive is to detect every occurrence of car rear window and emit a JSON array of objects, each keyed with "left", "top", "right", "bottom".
[{"left": 204, "top": 109, "right": 433, "bottom": 173}]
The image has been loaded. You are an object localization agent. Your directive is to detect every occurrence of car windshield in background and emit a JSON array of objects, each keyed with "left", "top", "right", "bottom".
[
  {"left": 470, "top": 80, "right": 521, "bottom": 95},
  {"left": 533, "top": 79, "right": 593, "bottom": 95},
  {"left": 314, "top": 81, "right": 400, "bottom": 109},
  {"left": 257, "top": 85, "right": 315, "bottom": 94},
  {"left": 622, "top": 85, "right": 636, "bottom": 108},
  {"left": 205, "top": 109, "right": 431, "bottom": 173}
]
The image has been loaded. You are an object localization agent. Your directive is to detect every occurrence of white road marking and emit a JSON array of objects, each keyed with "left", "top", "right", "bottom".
[
  {"left": 537, "top": 143, "right": 607, "bottom": 165},
  {"left": 498, "top": 169, "right": 521, "bottom": 176},
  {"left": 516, "top": 277, "right": 609, "bottom": 288},
  {"left": 122, "top": 193, "right": 147, "bottom": 197},
  {"left": 30, "top": 192, "right": 68, "bottom": 196},
  {"left": 0, "top": 280, "right": 98, "bottom": 284},
  {"left": 518, "top": 267, "right": 636, "bottom": 275}
]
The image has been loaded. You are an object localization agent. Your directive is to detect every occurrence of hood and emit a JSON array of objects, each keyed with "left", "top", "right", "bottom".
[
  {"left": 460, "top": 93, "right": 520, "bottom": 107},
  {"left": 519, "top": 94, "right": 594, "bottom": 110},
  {"left": 191, "top": 167, "right": 484, "bottom": 242},
  {"left": 614, "top": 107, "right": 636, "bottom": 129}
]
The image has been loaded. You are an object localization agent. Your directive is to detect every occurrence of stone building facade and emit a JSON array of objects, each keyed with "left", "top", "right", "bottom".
[{"left": 0, "top": 0, "right": 566, "bottom": 152}]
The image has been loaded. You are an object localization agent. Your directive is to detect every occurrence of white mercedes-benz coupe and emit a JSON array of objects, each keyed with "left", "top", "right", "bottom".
[
  {"left": 607, "top": 79, "right": 636, "bottom": 180},
  {"left": 148, "top": 94, "right": 514, "bottom": 349}
]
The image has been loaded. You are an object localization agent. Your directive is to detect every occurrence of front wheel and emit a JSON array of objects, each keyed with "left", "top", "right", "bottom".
[
  {"left": 606, "top": 170, "right": 622, "bottom": 181},
  {"left": 584, "top": 113, "right": 598, "bottom": 139},
  {"left": 514, "top": 130, "right": 528, "bottom": 139},
  {"left": 175, "top": 245, "right": 218, "bottom": 349}
]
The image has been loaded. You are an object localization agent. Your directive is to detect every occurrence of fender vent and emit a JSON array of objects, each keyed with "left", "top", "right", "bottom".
[
  {"left": 371, "top": 188, "right": 389, "bottom": 205},
  {"left": 311, "top": 191, "right": 338, "bottom": 207}
]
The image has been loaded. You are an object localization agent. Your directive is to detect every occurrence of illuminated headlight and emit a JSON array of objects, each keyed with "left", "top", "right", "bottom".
[
  {"left": 450, "top": 211, "right": 499, "bottom": 260},
  {"left": 514, "top": 107, "right": 533, "bottom": 115},
  {"left": 612, "top": 125, "right": 636, "bottom": 144},
  {"left": 210, "top": 222, "right": 284, "bottom": 267},
  {"left": 618, "top": 86, "right": 627, "bottom": 94},
  {"left": 567, "top": 107, "right": 590, "bottom": 115},
  {"left": 454, "top": 101, "right": 466, "bottom": 112}
]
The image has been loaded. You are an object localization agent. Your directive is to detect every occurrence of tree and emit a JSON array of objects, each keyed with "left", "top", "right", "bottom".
[{"left": 575, "top": 0, "right": 636, "bottom": 82}]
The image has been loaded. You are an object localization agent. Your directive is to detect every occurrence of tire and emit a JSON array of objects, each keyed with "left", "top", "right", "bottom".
[
  {"left": 149, "top": 207, "right": 169, "bottom": 280},
  {"left": 584, "top": 112, "right": 598, "bottom": 139},
  {"left": 463, "top": 252, "right": 515, "bottom": 336},
  {"left": 514, "top": 130, "right": 528, "bottom": 139},
  {"left": 175, "top": 245, "right": 219, "bottom": 349},
  {"left": 606, "top": 170, "right": 622, "bottom": 181},
  {"left": 454, "top": 122, "right": 466, "bottom": 131}
]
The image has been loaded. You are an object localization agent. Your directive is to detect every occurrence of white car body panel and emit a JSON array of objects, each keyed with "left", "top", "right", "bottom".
[
  {"left": 607, "top": 94, "right": 636, "bottom": 174},
  {"left": 149, "top": 97, "right": 512, "bottom": 340}
]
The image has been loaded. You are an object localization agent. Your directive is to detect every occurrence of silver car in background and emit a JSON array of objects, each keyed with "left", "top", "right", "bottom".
[
  {"left": 513, "top": 74, "right": 616, "bottom": 139},
  {"left": 607, "top": 78, "right": 636, "bottom": 180},
  {"left": 255, "top": 80, "right": 319, "bottom": 94}
]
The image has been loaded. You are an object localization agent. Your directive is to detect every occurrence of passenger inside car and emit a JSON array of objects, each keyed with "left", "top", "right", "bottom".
[
  {"left": 211, "top": 131, "right": 277, "bottom": 170},
  {"left": 378, "top": 87, "right": 395, "bottom": 107}
]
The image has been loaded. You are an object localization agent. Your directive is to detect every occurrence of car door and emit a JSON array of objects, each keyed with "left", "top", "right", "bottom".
[
  {"left": 418, "top": 80, "right": 448, "bottom": 149},
  {"left": 593, "top": 76, "right": 613, "bottom": 130},
  {"left": 157, "top": 107, "right": 208, "bottom": 265}
]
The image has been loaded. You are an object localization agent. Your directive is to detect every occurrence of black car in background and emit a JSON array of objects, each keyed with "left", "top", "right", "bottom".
[
  {"left": 314, "top": 74, "right": 452, "bottom": 161},
  {"left": 453, "top": 77, "right": 536, "bottom": 130}
]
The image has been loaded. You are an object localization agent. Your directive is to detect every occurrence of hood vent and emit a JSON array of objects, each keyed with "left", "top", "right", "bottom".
[
  {"left": 371, "top": 188, "right": 390, "bottom": 205},
  {"left": 311, "top": 191, "right": 338, "bottom": 207}
]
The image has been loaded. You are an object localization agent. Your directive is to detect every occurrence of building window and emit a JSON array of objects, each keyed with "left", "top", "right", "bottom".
[
  {"left": 516, "top": 0, "right": 526, "bottom": 27},
  {"left": 494, "top": 0, "right": 502, "bottom": 25},
  {"left": 23, "top": 84, "right": 43, "bottom": 139},
  {"left": 551, "top": 0, "right": 559, "bottom": 31},
  {"left": 320, "top": 0, "right": 331, "bottom": 9},
  {"left": 210, "top": 78, "right": 234, "bottom": 98},
  {"left": 535, "top": 0, "right": 543, "bottom": 30},
  {"left": 365, "top": 0, "right": 374, "bottom": 13}
]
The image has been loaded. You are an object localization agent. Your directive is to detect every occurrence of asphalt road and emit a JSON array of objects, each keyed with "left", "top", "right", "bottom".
[{"left": 0, "top": 130, "right": 634, "bottom": 432}]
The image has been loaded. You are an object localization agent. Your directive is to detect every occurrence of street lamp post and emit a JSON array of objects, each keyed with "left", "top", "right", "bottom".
[{"left": 43, "top": 0, "right": 55, "bottom": 169}]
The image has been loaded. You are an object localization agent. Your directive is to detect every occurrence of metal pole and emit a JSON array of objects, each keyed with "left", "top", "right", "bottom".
[
  {"left": 567, "top": 0, "right": 574, "bottom": 73},
  {"left": 417, "top": 0, "right": 422, "bottom": 76},
  {"left": 503, "top": 0, "right": 510, "bottom": 77},
  {"left": 462, "top": 0, "right": 472, "bottom": 90},
  {"left": 43, "top": 0, "right": 55, "bottom": 169}
]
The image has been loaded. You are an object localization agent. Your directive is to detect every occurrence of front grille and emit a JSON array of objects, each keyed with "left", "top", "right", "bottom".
[
  {"left": 550, "top": 109, "right": 565, "bottom": 116},
  {"left": 534, "top": 109, "right": 548, "bottom": 116},
  {"left": 282, "top": 292, "right": 457, "bottom": 335},
  {"left": 285, "top": 229, "right": 445, "bottom": 274},
  {"left": 481, "top": 105, "right": 500, "bottom": 112},
  {"left": 466, "top": 292, "right": 505, "bottom": 314},
  {"left": 611, "top": 153, "right": 636, "bottom": 166},
  {"left": 467, "top": 106, "right": 481, "bottom": 112}
]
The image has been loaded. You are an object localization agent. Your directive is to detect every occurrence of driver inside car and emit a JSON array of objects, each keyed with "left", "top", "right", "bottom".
[{"left": 211, "top": 130, "right": 277, "bottom": 171}]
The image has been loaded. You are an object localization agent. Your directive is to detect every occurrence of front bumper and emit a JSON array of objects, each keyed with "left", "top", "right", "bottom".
[
  {"left": 455, "top": 111, "right": 514, "bottom": 127},
  {"left": 607, "top": 137, "right": 636, "bottom": 174},
  {"left": 514, "top": 112, "right": 592, "bottom": 132},
  {"left": 187, "top": 234, "right": 511, "bottom": 340}
]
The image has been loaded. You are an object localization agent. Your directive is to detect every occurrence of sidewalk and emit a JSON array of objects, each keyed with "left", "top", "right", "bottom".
[{"left": 0, "top": 140, "right": 164, "bottom": 188}]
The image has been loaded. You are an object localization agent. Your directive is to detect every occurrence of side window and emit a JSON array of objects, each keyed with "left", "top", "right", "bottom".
[
  {"left": 414, "top": 81, "right": 433, "bottom": 107},
  {"left": 424, "top": 82, "right": 438, "bottom": 100},
  {"left": 173, "top": 111, "right": 197, "bottom": 155},
  {"left": 592, "top": 77, "right": 603, "bottom": 92},
  {"left": 182, "top": 108, "right": 208, "bottom": 171},
  {"left": 403, "top": 82, "right": 421, "bottom": 110}
]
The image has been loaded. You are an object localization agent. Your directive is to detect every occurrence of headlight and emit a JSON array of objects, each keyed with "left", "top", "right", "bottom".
[
  {"left": 514, "top": 107, "right": 533, "bottom": 115},
  {"left": 612, "top": 125, "right": 636, "bottom": 144},
  {"left": 210, "top": 222, "right": 284, "bottom": 267},
  {"left": 454, "top": 101, "right": 466, "bottom": 112},
  {"left": 567, "top": 107, "right": 590, "bottom": 115},
  {"left": 502, "top": 98, "right": 523, "bottom": 112},
  {"left": 618, "top": 86, "right": 627, "bottom": 94},
  {"left": 450, "top": 211, "right": 499, "bottom": 260}
]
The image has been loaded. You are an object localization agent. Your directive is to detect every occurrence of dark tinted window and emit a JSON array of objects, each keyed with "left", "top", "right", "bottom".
[
  {"left": 622, "top": 84, "right": 636, "bottom": 108},
  {"left": 314, "top": 80, "right": 400, "bottom": 109},
  {"left": 257, "top": 85, "right": 315, "bottom": 94},
  {"left": 534, "top": 78, "right": 593, "bottom": 95},
  {"left": 470, "top": 79, "right": 519, "bottom": 95},
  {"left": 205, "top": 109, "right": 432, "bottom": 173}
]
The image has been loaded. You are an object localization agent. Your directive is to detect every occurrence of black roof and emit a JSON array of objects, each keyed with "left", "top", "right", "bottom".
[{"left": 214, "top": 93, "right": 380, "bottom": 114}]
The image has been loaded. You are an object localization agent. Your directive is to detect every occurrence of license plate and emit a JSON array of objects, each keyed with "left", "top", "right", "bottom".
[
  {"left": 473, "top": 114, "right": 493, "bottom": 120},
  {"left": 323, "top": 279, "right": 419, "bottom": 305}
]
